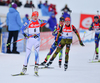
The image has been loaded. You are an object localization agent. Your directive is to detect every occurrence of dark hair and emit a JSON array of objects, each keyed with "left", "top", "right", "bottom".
[
  {"left": 60, "top": 17, "right": 65, "bottom": 21},
  {"left": 94, "top": 16, "right": 99, "bottom": 19}
]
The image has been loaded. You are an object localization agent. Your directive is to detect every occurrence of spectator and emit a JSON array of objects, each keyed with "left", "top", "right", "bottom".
[
  {"left": 6, "top": 3, "right": 23, "bottom": 54},
  {"left": 0, "top": 17, "right": 2, "bottom": 33},
  {"left": 9, "top": 3, "right": 12, "bottom": 7},
  {"left": 0, "top": 17, "right": 2, "bottom": 25},
  {"left": 24, "top": 0, "right": 30, "bottom": 8},
  {"left": 30, "top": 0, "right": 35, "bottom": 8},
  {"left": 6, "top": 0, "right": 11, "bottom": 5},
  {"left": 61, "top": 5, "right": 71, "bottom": 19},
  {"left": 61, "top": 4, "right": 72, "bottom": 13},
  {"left": 15, "top": 0, "right": 22, "bottom": 7},
  {"left": 22, "top": 14, "right": 29, "bottom": 24},
  {"left": 41, "top": 4, "right": 51, "bottom": 16},
  {"left": 47, "top": 13, "right": 57, "bottom": 31},
  {"left": 62, "top": 11, "right": 70, "bottom": 19},
  {"left": 0, "top": 0, "right": 6, "bottom": 6},
  {"left": 38, "top": 0, "right": 42, "bottom": 9},
  {"left": 12, "top": 0, "right": 15, "bottom": 2},
  {"left": 48, "top": 4, "right": 57, "bottom": 15},
  {"left": 43, "top": 0, "right": 49, "bottom": 7}
]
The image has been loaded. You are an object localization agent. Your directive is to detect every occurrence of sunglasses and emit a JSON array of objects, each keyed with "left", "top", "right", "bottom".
[{"left": 60, "top": 20, "right": 64, "bottom": 22}]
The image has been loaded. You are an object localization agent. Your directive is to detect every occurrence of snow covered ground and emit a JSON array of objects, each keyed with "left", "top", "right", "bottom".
[{"left": 0, "top": 42, "right": 100, "bottom": 83}]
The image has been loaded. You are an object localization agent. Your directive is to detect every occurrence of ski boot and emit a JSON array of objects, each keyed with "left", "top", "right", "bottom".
[
  {"left": 6, "top": 47, "right": 12, "bottom": 53},
  {"left": 64, "top": 63, "right": 68, "bottom": 71},
  {"left": 20, "top": 65, "right": 27, "bottom": 75},
  {"left": 59, "top": 60, "right": 62, "bottom": 68},
  {"left": 40, "top": 61, "right": 46, "bottom": 66},
  {"left": 45, "top": 61, "right": 52, "bottom": 68},
  {"left": 12, "top": 47, "right": 20, "bottom": 54},
  {"left": 34, "top": 65, "right": 39, "bottom": 76},
  {"left": 95, "top": 54, "right": 99, "bottom": 60}
]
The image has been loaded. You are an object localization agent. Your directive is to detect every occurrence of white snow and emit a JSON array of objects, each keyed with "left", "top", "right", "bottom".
[{"left": 0, "top": 42, "right": 100, "bottom": 83}]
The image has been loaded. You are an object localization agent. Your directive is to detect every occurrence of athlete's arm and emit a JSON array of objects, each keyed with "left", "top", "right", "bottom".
[
  {"left": 55, "top": 25, "right": 63, "bottom": 41},
  {"left": 72, "top": 25, "right": 84, "bottom": 46},
  {"left": 72, "top": 25, "right": 81, "bottom": 41},
  {"left": 21, "top": 20, "right": 29, "bottom": 34},
  {"left": 52, "top": 25, "right": 58, "bottom": 36},
  {"left": 38, "top": 19, "right": 47, "bottom": 27},
  {"left": 89, "top": 22, "right": 94, "bottom": 31}
]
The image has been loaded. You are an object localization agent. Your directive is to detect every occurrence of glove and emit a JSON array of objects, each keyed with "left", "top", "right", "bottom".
[
  {"left": 55, "top": 41, "right": 58, "bottom": 46},
  {"left": 23, "top": 33, "right": 28, "bottom": 38},
  {"left": 79, "top": 40, "right": 85, "bottom": 46},
  {"left": 34, "top": 34, "right": 39, "bottom": 38},
  {"left": 52, "top": 31, "right": 57, "bottom": 36}
]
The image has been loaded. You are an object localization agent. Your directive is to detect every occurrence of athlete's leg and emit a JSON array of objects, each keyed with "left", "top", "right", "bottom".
[
  {"left": 45, "top": 42, "right": 57, "bottom": 61},
  {"left": 33, "top": 38, "right": 40, "bottom": 74},
  {"left": 40, "top": 41, "right": 57, "bottom": 65},
  {"left": 59, "top": 49, "right": 63, "bottom": 67},
  {"left": 42, "top": 38, "right": 62, "bottom": 64},
  {"left": 46, "top": 39, "right": 66, "bottom": 66},
  {"left": 21, "top": 38, "right": 34, "bottom": 74},
  {"left": 34, "top": 38, "right": 40, "bottom": 65},
  {"left": 23, "top": 38, "right": 34, "bottom": 66},
  {"left": 95, "top": 34, "right": 99, "bottom": 59},
  {"left": 64, "top": 39, "right": 72, "bottom": 70}
]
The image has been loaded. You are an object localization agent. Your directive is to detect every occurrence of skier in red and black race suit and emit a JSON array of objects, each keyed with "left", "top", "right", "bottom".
[{"left": 45, "top": 17, "right": 84, "bottom": 71}]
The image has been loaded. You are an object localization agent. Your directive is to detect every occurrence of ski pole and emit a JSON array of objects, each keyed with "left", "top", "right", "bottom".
[
  {"left": 7, "top": 33, "right": 53, "bottom": 47},
  {"left": 72, "top": 31, "right": 86, "bottom": 44},
  {"left": 90, "top": 31, "right": 94, "bottom": 40},
  {"left": 6, "top": 34, "right": 36, "bottom": 46},
  {"left": 72, "top": 31, "right": 94, "bottom": 44},
  {"left": 40, "top": 36, "right": 54, "bottom": 47},
  {"left": 82, "top": 31, "right": 86, "bottom": 41},
  {"left": 92, "top": 51, "right": 96, "bottom": 60},
  {"left": 41, "top": 35, "right": 53, "bottom": 40},
  {"left": 85, "top": 31, "right": 95, "bottom": 38},
  {"left": 97, "top": 10, "right": 99, "bottom": 16},
  {"left": 28, "top": 36, "right": 54, "bottom": 51}
]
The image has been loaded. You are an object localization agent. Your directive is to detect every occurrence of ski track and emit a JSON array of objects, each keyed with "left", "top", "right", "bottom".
[{"left": 0, "top": 42, "right": 100, "bottom": 83}]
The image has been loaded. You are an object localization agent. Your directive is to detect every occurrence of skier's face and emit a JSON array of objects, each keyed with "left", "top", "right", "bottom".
[
  {"left": 94, "top": 18, "right": 98, "bottom": 23},
  {"left": 60, "top": 21, "right": 64, "bottom": 25},
  {"left": 65, "top": 21, "right": 70, "bottom": 25},
  {"left": 32, "top": 16, "right": 38, "bottom": 21}
]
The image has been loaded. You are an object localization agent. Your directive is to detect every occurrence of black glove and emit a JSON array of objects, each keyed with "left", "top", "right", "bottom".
[
  {"left": 55, "top": 41, "right": 58, "bottom": 46},
  {"left": 70, "top": 10, "right": 72, "bottom": 13},
  {"left": 34, "top": 34, "right": 39, "bottom": 38},
  {"left": 23, "top": 33, "right": 28, "bottom": 38},
  {"left": 79, "top": 40, "right": 85, "bottom": 46}
]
